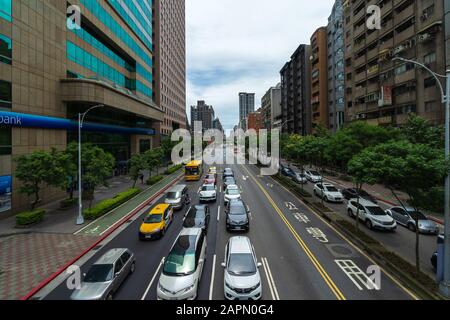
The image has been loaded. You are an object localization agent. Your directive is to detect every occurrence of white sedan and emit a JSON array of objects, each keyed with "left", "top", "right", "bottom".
[
  {"left": 224, "top": 184, "right": 241, "bottom": 204},
  {"left": 304, "top": 170, "right": 322, "bottom": 183},
  {"left": 199, "top": 184, "right": 217, "bottom": 203},
  {"left": 313, "top": 182, "right": 344, "bottom": 203}
]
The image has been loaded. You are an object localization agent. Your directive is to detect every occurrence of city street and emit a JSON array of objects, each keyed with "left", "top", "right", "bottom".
[{"left": 43, "top": 161, "right": 416, "bottom": 300}]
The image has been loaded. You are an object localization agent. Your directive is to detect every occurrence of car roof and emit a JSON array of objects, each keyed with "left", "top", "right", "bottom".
[
  {"left": 229, "top": 237, "right": 252, "bottom": 254},
  {"left": 95, "top": 248, "right": 127, "bottom": 264},
  {"left": 227, "top": 184, "right": 239, "bottom": 189},
  {"left": 350, "top": 198, "right": 378, "bottom": 206},
  {"left": 150, "top": 203, "right": 170, "bottom": 214},
  {"left": 322, "top": 183, "right": 334, "bottom": 187},
  {"left": 179, "top": 227, "right": 202, "bottom": 237},
  {"left": 168, "top": 185, "right": 187, "bottom": 192}
]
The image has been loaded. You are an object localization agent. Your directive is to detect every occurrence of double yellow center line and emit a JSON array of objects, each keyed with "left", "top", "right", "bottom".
[{"left": 241, "top": 165, "right": 346, "bottom": 300}]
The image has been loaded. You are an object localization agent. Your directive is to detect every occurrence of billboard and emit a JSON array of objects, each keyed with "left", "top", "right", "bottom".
[{"left": 0, "top": 175, "right": 11, "bottom": 213}]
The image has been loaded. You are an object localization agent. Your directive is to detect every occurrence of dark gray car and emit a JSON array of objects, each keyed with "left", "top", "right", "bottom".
[{"left": 70, "top": 248, "right": 136, "bottom": 300}]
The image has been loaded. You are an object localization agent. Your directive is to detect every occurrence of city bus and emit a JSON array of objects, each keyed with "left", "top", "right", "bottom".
[{"left": 185, "top": 160, "right": 203, "bottom": 181}]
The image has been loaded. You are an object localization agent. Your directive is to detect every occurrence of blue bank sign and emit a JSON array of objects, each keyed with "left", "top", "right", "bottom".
[{"left": 0, "top": 111, "right": 155, "bottom": 136}]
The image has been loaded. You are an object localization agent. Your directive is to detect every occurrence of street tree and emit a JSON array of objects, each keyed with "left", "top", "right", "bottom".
[
  {"left": 145, "top": 147, "right": 164, "bottom": 177},
  {"left": 129, "top": 153, "right": 146, "bottom": 188}
]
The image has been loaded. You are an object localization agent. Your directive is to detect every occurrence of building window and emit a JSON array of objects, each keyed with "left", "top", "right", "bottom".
[
  {"left": 424, "top": 77, "right": 436, "bottom": 89},
  {"left": 0, "top": 127, "right": 11, "bottom": 155},
  {"left": 0, "top": 34, "right": 11, "bottom": 65},
  {"left": 0, "top": 0, "right": 11, "bottom": 22},
  {"left": 0, "top": 80, "right": 12, "bottom": 109},
  {"left": 424, "top": 52, "right": 436, "bottom": 65}
]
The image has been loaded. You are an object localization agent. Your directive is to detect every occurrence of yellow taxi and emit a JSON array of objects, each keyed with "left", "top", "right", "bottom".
[{"left": 139, "top": 204, "right": 173, "bottom": 240}]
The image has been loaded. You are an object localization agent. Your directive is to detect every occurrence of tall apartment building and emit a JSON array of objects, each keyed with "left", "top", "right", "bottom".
[
  {"left": 445, "top": 0, "right": 450, "bottom": 68},
  {"left": 191, "top": 100, "right": 215, "bottom": 132},
  {"left": 310, "top": 27, "right": 329, "bottom": 130},
  {"left": 327, "top": 0, "right": 346, "bottom": 133},
  {"left": 247, "top": 111, "right": 264, "bottom": 134},
  {"left": 261, "top": 83, "right": 282, "bottom": 130},
  {"left": 153, "top": 0, "right": 187, "bottom": 138},
  {"left": 0, "top": 0, "right": 164, "bottom": 216},
  {"left": 239, "top": 92, "right": 255, "bottom": 124},
  {"left": 213, "top": 117, "right": 224, "bottom": 133},
  {"left": 343, "top": 0, "right": 445, "bottom": 126},
  {"left": 280, "top": 44, "right": 312, "bottom": 135}
]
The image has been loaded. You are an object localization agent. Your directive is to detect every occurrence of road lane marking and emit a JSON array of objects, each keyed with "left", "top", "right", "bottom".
[
  {"left": 306, "top": 227, "right": 329, "bottom": 243},
  {"left": 268, "top": 171, "right": 419, "bottom": 300},
  {"left": 241, "top": 165, "right": 346, "bottom": 300},
  {"left": 335, "top": 260, "right": 380, "bottom": 291},
  {"left": 141, "top": 257, "right": 165, "bottom": 300},
  {"left": 209, "top": 254, "right": 216, "bottom": 300},
  {"left": 261, "top": 257, "right": 280, "bottom": 300},
  {"left": 294, "top": 212, "right": 310, "bottom": 224},
  {"left": 217, "top": 206, "right": 221, "bottom": 222}
]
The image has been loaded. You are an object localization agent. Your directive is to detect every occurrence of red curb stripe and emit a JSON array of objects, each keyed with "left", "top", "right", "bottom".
[{"left": 20, "top": 174, "right": 183, "bottom": 300}]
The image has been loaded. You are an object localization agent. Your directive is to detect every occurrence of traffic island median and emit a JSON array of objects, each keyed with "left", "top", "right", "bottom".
[{"left": 272, "top": 173, "right": 445, "bottom": 300}]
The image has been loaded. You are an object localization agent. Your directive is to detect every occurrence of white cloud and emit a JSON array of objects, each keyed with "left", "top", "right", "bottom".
[{"left": 186, "top": 0, "right": 335, "bottom": 129}]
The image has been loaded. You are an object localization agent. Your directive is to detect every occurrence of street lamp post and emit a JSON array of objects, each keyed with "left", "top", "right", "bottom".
[
  {"left": 393, "top": 56, "right": 450, "bottom": 296},
  {"left": 76, "top": 104, "right": 104, "bottom": 225}
]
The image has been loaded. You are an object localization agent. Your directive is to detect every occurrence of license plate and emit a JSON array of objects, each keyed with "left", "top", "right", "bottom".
[{"left": 146, "top": 234, "right": 153, "bottom": 239}]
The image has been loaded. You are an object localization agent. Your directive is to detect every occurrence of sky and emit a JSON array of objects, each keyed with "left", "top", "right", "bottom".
[{"left": 186, "top": 0, "right": 335, "bottom": 130}]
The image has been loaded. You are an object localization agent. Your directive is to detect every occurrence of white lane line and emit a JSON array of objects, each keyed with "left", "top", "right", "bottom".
[
  {"left": 261, "top": 258, "right": 275, "bottom": 300},
  {"left": 220, "top": 186, "right": 222, "bottom": 193},
  {"left": 209, "top": 254, "right": 217, "bottom": 300},
  {"left": 335, "top": 260, "right": 379, "bottom": 291},
  {"left": 217, "top": 205, "right": 221, "bottom": 222},
  {"left": 263, "top": 257, "right": 280, "bottom": 300},
  {"left": 141, "top": 257, "right": 165, "bottom": 300}
]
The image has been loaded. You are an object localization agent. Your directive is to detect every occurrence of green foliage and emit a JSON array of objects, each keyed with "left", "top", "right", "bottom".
[
  {"left": 144, "top": 147, "right": 164, "bottom": 177},
  {"left": 83, "top": 188, "right": 140, "bottom": 220},
  {"left": 147, "top": 175, "right": 164, "bottom": 185},
  {"left": 16, "top": 209, "right": 45, "bottom": 226},
  {"left": 14, "top": 149, "right": 68, "bottom": 210},
  {"left": 129, "top": 153, "right": 146, "bottom": 188},
  {"left": 400, "top": 114, "right": 444, "bottom": 149}
]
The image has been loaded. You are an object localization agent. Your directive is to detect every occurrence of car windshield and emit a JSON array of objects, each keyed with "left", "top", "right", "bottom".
[
  {"left": 228, "top": 253, "right": 256, "bottom": 276},
  {"left": 186, "top": 207, "right": 206, "bottom": 219},
  {"left": 202, "top": 185, "right": 215, "bottom": 191},
  {"left": 185, "top": 167, "right": 199, "bottom": 175},
  {"left": 310, "top": 171, "right": 320, "bottom": 176},
  {"left": 408, "top": 210, "right": 427, "bottom": 220},
  {"left": 225, "top": 178, "right": 235, "bottom": 184},
  {"left": 326, "top": 186, "right": 339, "bottom": 192},
  {"left": 166, "top": 192, "right": 180, "bottom": 199},
  {"left": 145, "top": 214, "right": 163, "bottom": 223},
  {"left": 227, "top": 188, "right": 240, "bottom": 195},
  {"left": 84, "top": 264, "right": 113, "bottom": 283},
  {"left": 229, "top": 204, "right": 246, "bottom": 215},
  {"left": 367, "top": 206, "right": 386, "bottom": 216},
  {"left": 205, "top": 175, "right": 215, "bottom": 180},
  {"left": 163, "top": 235, "right": 197, "bottom": 276}
]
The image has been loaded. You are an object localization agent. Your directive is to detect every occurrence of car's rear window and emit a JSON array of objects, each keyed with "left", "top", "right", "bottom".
[
  {"left": 228, "top": 253, "right": 256, "bottom": 276},
  {"left": 163, "top": 235, "right": 198, "bottom": 276}
]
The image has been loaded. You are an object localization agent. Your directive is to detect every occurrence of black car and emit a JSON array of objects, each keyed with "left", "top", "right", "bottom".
[
  {"left": 341, "top": 188, "right": 378, "bottom": 203},
  {"left": 280, "top": 166, "right": 295, "bottom": 178},
  {"left": 225, "top": 199, "right": 250, "bottom": 232},
  {"left": 183, "top": 205, "right": 210, "bottom": 234},
  {"left": 223, "top": 176, "right": 236, "bottom": 189},
  {"left": 223, "top": 168, "right": 234, "bottom": 179}
]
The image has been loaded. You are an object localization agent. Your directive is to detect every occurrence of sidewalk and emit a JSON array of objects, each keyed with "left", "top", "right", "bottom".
[
  {"left": 282, "top": 160, "right": 444, "bottom": 225},
  {"left": 0, "top": 167, "right": 183, "bottom": 300}
]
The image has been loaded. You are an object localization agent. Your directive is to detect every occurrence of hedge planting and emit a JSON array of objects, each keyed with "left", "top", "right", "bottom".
[
  {"left": 16, "top": 209, "right": 45, "bottom": 226},
  {"left": 83, "top": 188, "right": 141, "bottom": 220},
  {"left": 147, "top": 175, "right": 164, "bottom": 186},
  {"left": 165, "top": 164, "right": 183, "bottom": 175}
]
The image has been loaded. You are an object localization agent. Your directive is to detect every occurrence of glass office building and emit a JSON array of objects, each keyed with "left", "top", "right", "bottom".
[{"left": 0, "top": 0, "right": 164, "bottom": 216}]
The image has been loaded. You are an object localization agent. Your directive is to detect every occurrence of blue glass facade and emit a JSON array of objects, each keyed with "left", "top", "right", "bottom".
[
  {"left": 68, "top": 0, "right": 153, "bottom": 99},
  {"left": 0, "top": 0, "right": 12, "bottom": 22}
]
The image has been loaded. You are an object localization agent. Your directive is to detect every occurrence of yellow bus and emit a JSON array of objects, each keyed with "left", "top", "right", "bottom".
[{"left": 185, "top": 160, "right": 203, "bottom": 181}]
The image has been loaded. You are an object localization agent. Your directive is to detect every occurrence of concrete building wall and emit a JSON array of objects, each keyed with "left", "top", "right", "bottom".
[
  {"left": 153, "top": 0, "right": 187, "bottom": 137},
  {"left": 310, "top": 27, "right": 328, "bottom": 130},
  {"left": 343, "top": 0, "right": 445, "bottom": 126}
]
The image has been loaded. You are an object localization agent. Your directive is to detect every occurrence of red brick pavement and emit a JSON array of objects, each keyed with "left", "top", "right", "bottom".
[{"left": 0, "top": 233, "right": 98, "bottom": 300}]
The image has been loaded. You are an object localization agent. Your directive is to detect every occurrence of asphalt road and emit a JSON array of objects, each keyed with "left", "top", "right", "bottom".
[
  {"left": 285, "top": 165, "right": 440, "bottom": 277},
  {"left": 44, "top": 161, "right": 417, "bottom": 300}
]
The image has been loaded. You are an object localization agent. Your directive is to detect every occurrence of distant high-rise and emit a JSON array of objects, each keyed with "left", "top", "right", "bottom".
[
  {"left": 261, "top": 83, "right": 282, "bottom": 130},
  {"left": 153, "top": 0, "right": 187, "bottom": 137},
  {"left": 327, "top": 0, "right": 345, "bottom": 133},
  {"left": 191, "top": 101, "right": 215, "bottom": 132},
  {"left": 280, "top": 44, "right": 312, "bottom": 135},
  {"left": 239, "top": 93, "right": 255, "bottom": 124}
]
